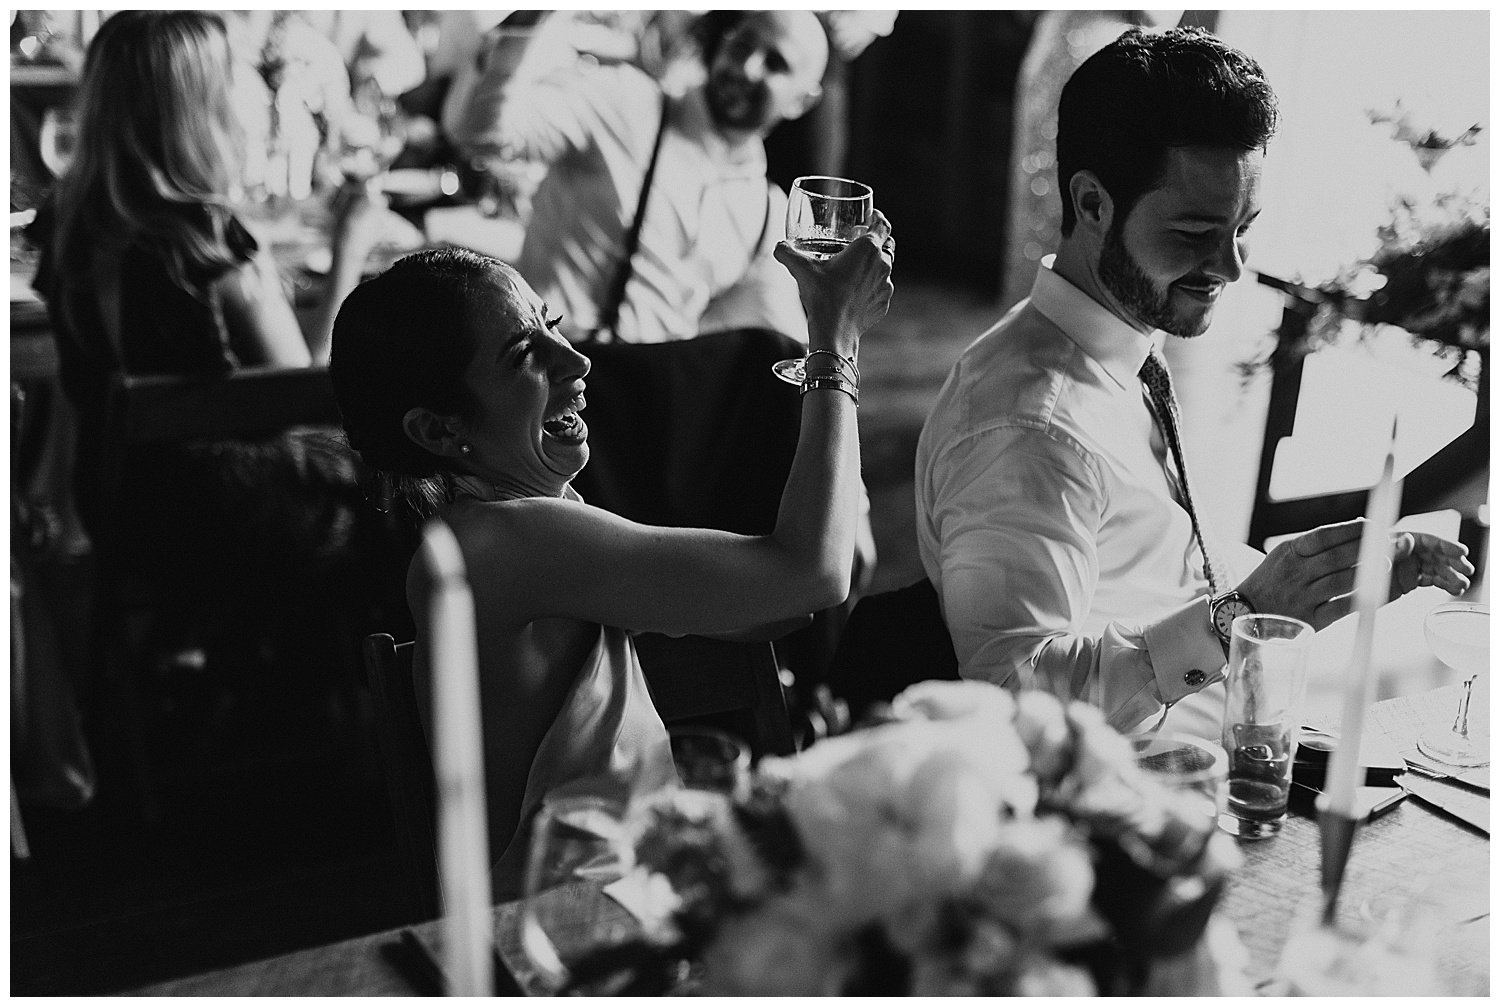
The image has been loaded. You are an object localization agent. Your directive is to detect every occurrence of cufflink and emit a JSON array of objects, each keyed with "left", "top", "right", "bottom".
[{"left": 1184, "top": 668, "right": 1207, "bottom": 687}]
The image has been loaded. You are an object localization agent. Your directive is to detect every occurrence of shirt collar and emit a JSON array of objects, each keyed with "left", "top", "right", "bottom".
[{"left": 1029, "top": 256, "right": 1162, "bottom": 390}]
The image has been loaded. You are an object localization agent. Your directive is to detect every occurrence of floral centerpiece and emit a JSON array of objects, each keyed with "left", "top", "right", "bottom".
[{"left": 564, "top": 681, "right": 1247, "bottom": 996}]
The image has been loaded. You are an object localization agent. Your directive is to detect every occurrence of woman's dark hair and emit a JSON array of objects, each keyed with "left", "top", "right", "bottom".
[
  {"left": 330, "top": 247, "right": 516, "bottom": 522},
  {"left": 1056, "top": 26, "right": 1279, "bottom": 236}
]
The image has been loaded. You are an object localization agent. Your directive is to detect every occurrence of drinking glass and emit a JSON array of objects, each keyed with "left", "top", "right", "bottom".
[
  {"left": 519, "top": 795, "right": 633, "bottom": 990},
  {"left": 1416, "top": 601, "right": 1489, "bottom": 767},
  {"left": 38, "top": 106, "right": 79, "bottom": 179},
  {"left": 668, "top": 726, "right": 750, "bottom": 799},
  {"left": 1131, "top": 731, "right": 1228, "bottom": 838},
  {"left": 772, "top": 175, "right": 875, "bottom": 386},
  {"left": 1218, "top": 614, "right": 1313, "bottom": 839},
  {"left": 339, "top": 88, "right": 407, "bottom": 187}
]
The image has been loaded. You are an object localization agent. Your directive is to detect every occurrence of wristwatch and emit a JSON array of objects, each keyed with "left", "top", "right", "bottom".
[{"left": 1209, "top": 590, "right": 1255, "bottom": 654}]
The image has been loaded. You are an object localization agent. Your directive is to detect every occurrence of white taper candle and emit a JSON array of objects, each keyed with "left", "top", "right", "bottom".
[
  {"left": 422, "top": 520, "right": 494, "bottom": 995},
  {"left": 1323, "top": 426, "right": 1403, "bottom": 817}
]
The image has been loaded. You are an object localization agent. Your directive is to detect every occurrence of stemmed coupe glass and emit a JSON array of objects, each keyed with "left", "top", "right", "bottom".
[
  {"left": 772, "top": 175, "right": 874, "bottom": 386},
  {"left": 1415, "top": 600, "right": 1489, "bottom": 768}
]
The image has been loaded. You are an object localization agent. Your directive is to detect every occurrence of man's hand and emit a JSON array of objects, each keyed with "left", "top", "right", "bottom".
[
  {"left": 1389, "top": 530, "right": 1473, "bottom": 600},
  {"left": 1237, "top": 519, "right": 1476, "bottom": 630},
  {"left": 1236, "top": 519, "right": 1366, "bottom": 630}
]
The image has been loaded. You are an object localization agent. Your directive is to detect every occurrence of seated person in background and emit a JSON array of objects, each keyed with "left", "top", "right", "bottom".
[
  {"left": 914, "top": 27, "right": 1473, "bottom": 737},
  {"left": 30, "top": 10, "right": 398, "bottom": 651},
  {"left": 451, "top": 9, "right": 831, "bottom": 345},
  {"left": 329, "top": 213, "right": 895, "bottom": 897}
]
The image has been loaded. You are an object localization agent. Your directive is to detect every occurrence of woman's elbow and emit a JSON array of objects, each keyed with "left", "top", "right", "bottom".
[{"left": 804, "top": 561, "right": 852, "bottom": 613}]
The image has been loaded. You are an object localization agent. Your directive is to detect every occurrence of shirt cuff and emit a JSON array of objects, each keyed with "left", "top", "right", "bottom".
[{"left": 1142, "top": 597, "right": 1227, "bottom": 705}]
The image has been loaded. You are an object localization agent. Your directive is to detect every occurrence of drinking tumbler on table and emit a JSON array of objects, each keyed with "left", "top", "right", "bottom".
[{"left": 1218, "top": 614, "right": 1313, "bottom": 839}]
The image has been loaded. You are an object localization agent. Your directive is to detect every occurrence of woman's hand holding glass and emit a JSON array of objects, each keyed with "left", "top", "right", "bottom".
[{"left": 773, "top": 208, "right": 895, "bottom": 367}]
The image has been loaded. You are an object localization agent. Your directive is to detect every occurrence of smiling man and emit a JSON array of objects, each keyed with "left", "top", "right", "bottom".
[
  {"left": 915, "top": 27, "right": 1472, "bottom": 735},
  {"left": 454, "top": 10, "right": 829, "bottom": 345}
]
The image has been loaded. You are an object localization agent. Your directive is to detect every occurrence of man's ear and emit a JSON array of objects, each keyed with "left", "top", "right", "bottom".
[
  {"left": 402, "top": 406, "right": 466, "bottom": 459},
  {"left": 790, "top": 82, "right": 823, "bottom": 120},
  {"left": 1068, "top": 169, "right": 1114, "bottom": 236}
]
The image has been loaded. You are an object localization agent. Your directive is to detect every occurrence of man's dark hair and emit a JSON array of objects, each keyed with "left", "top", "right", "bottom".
[{"left": 1056, "top": 26, "right": 1279, "bottom": 236}]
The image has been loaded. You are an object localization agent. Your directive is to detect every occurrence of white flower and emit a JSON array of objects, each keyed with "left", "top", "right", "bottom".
[
  {"left": 763, "top": 713, "right": 1045, "bottom": 926},
  {"left": 972, "top": 818, "right": 1095, "bottom": 940},
  {"left": 889, "top": 678, "right": 1017, "bottom": 724},
  {"left": 697, "top": 892, "right": 853, "bottom": 995},
  {"left": 1012, "top": 690, "right": 1073, "bottom": 784}
]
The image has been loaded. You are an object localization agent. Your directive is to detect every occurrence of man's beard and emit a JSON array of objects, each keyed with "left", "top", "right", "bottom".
[
  {"left": 1098, "top": 224, "right": 1210, "bottom": 338},
  {"left": 705, "top": 73, "right": 771, "bottom": 132}
]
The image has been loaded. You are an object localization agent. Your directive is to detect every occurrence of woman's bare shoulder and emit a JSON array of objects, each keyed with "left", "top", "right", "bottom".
[{"left": 438, "top": 494, "right": 620, "bottom": 576}]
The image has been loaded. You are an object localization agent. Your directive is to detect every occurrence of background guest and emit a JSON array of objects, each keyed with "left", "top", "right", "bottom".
[
  {"left": 449, "top": 9, "right": 831, "bottom": 345},
  {"left": 29, "top": 10, "right": 395, "bottom": 673}
]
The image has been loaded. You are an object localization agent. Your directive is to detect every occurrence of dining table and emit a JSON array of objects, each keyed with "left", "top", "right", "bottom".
[{"left": 127, "top": 685, "right": 1489, "bottom": 997}]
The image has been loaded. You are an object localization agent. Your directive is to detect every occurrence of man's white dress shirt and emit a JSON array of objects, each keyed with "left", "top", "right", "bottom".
[
  {"left": 916, "top": 259, "right": 1259, "bottom": 733},
  {"left": 458, "top": 54, "right": 807, "bottom": 344}
]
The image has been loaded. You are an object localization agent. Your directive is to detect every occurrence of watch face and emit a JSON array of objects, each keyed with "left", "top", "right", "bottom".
[{"left": 1214, "top": 596, "right": 1250, "bottom": 639}]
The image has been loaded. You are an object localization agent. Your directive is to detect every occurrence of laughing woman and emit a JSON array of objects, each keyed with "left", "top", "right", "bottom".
[{"left": 330, "top": 219, "right": 893, "bottom": 896}]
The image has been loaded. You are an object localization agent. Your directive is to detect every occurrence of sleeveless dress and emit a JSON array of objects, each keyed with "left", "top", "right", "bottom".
[{"left": 444, "top": 477, "right": 676, "bottom": 899}]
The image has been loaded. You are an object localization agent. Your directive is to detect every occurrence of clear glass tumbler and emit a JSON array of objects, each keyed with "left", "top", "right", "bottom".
[{"left": 1218, "top": 613, "right": 1313, "bottom": 839}]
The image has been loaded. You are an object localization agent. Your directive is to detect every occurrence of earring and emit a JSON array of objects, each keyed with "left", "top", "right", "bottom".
[{"left": 459, "top": 443, "right": 473, "bottom": 455}]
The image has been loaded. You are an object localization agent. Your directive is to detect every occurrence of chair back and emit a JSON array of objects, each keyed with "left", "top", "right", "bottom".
[
  {"left": 634, "top": 633, "right": 796, "bottom": 758},
  {"left": 93, "top": 365, "right": 344, "bottom": 568},
  {"left": 101, "top": 365, "right": 342, "bottom": 446},
  {"left": 88, "top": 365, "right": 346, "bottom": 820},
  {"left": 570, "top": 327, "right": 805, "bottom": 533},
  {"left": 826, "top": 578, "right": 960, "bottom": 722},
  {"left": 360, "top": 633, "right": 441, "bottom": 922}
]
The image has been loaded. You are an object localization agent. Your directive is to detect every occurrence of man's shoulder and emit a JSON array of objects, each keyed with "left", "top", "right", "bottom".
[
  {"left": 569, "top": 59, "right": 662, "bottom": 109},
  {"left": 945, "top": 302, "right": 1081, "bottom": 415},
  {"left": 918, "top": 299, "right": 1115, "bottom": 476}
]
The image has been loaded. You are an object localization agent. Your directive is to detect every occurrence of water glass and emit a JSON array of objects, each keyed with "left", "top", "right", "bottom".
[
  {"left": 519, "top": 795, "right": 632, "bottom": 989},
  {"left": 1218, "top": 614, "right": 1313, "bottom": 839},
  {"left": 668, "top": 726, "right": 750, "bottom": 798},
  {"left": 784, "top": 175, "right": 874, "bottom": 260},
  {"left": 1131, "top": 731, "right": 1228, "bottom": 837}
]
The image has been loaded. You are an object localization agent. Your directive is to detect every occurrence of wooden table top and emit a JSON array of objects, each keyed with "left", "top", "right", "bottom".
[{"left": 130, "top": 688, "right": 1491, "bottom": 996}]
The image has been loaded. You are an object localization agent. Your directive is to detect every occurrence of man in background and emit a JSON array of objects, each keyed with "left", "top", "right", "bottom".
[{"left": 451, "top": 10, "right": 831, "bottom": 345}]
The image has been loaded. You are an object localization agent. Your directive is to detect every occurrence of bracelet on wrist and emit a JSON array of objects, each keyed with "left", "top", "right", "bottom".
[
  {"left": 804, "top": 348, "right": 860, "bottom": 383},
  {"left": 800, "top": 375, "right": 859, "bottom": 406}
]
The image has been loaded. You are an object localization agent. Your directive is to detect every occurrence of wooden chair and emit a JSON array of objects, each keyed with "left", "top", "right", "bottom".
[
  {"left": 358, "top": 626, "right": 796, "bottom": 922},
  {"left": 634, "top": 632, "right": 796, "bottom": 758},
  {"left": 826, "top": 578, "right": 961, "bottom": 723},
  {"left": 89, "top": 366, "right": 346, "bottom": 818},
  {"left": 1248, "top": 274, "right": 1489, "bottom": 576}
]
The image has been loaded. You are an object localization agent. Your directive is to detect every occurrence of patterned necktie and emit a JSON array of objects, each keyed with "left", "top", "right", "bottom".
[{"left": 1140, "top": 351, "right": 1222, "bottom": 595}]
